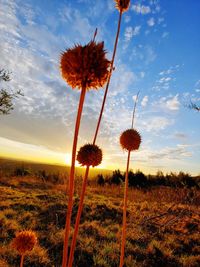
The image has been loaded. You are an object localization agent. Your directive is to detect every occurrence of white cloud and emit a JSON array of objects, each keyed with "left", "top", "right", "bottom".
[
  {"left": 141, "top": 96, "right": 148, "bottom": 107},
  {"left": 132, "top": 4, "right": 151, "bottom": 14},
  {"left": 159, "top": 65, "right": 181, "bottom": 76},
  {"left": 153, "top": 95, "right": 180, "bottom": 111},
  {"left": 147, "top": 17, "right": 155, "bottom": 27},
  {"left": 141, "top": 116, "right": 174, "bottom": 132},
  {"left": 159, "top": 77, "right": 172, "bottom": 83},
  {"left": 166, "top": 95, "right": 180, "bottom": 110},
  {"left": 124, "top": 26, "right": 141, "bottom": 41}
]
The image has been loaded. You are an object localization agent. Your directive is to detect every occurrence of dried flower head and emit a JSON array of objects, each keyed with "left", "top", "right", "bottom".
[
  {"left": 115, "top": 0, "right": 130, "bottom": 13},
  {"left": 12, "top": 230, "right": 37, "bottom": 255},
  {"left": 120, "top": 129, "right": 141, "bottom": 151},
  {"left": 77, "top": 144, "right": 102, "bottom": 167},
  {"left": 60, "top": 41, "right": 110, "bottom": 90}
]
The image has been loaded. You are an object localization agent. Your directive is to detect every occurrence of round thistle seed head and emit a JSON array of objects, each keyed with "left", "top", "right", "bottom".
[
  {"left": 12, "top": 230, "right": 37, "bottom": 255},
  {"left": 120, "top": 128, "right": 141, "bottom": 151},
  {"left": 60, "top": 40, "right": 110, "bottom": 90},
  {"left": 115, "top": 0, "right": 130, "bottom": 13},
  {"left": 77, "top": 144, "right": 102, "bottom": 167}
]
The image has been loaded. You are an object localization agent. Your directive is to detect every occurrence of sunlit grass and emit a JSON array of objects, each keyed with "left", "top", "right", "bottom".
[{"left": 0, "top": 174, "right": 199, "bottom": 266}]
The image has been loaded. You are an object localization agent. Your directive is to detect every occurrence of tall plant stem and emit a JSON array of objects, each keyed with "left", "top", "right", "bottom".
[
  {"left": 20, "top": 254, "right": 24, "bottom": 267},
  {"left": 67, "top": 10, "right": 123, "bottom": 267},
  {"left": 62, "top": 85, "right": 87, "bottom": 267},
  {"left": 131, "top": 91, "right": 140, "bottom": 129},
  {"left": 119, "top": 150, "right": 131, "bottom": 267},
  {"left": 93, "top": 10, "right": 122, "bottom": 144},
  {"left": 67, "top": 166, "right": 90, "bottom": 267}
]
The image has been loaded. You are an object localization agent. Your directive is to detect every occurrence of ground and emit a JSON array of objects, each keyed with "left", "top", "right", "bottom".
[{"left": 0, "top": 175, "right": 200, "bottom": 267}]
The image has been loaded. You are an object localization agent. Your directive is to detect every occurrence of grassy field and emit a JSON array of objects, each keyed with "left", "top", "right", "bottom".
[{"left": 0, "top": 172, "right": 200, "bottom": 267}]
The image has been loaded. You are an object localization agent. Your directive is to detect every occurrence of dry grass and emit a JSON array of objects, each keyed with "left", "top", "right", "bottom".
[{"left": 0, "top": 175, "right": 200, "bottom": 266}]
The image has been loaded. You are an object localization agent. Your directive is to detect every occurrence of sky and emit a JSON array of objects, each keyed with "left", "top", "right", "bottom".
[{"left": 0, "top": 0, "right": 200, "bottom": 175}]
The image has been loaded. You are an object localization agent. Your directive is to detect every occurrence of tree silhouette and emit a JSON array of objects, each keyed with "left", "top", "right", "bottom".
[{"left": 0, "top": 69, "right": 23, "bottom": 115}]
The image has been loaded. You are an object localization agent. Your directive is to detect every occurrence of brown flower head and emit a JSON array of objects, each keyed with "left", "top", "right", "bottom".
[
  {"left": 12, "top": 230, "right": 37, "bottom": 255},
  {"left": 77, "top": 144, "right": 102, "bottom": 167},
  {"left": 120, "top": 128, "right": 141, "bottom": 151},
  {"left": 115, "top": 0, "right": 130, "bottom": 13},
  {"left": 60, "top": 40, "right": 110, "bottom": 90}
]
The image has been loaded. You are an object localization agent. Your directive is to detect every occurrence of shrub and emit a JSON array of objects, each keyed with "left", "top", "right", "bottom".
[
  {"left": 110, "top": 170, "right": 123, "bottom": 185},
  {"left": 97, "top": 174, "right": 105, "bottom": 186},
  {"left": 13, "top": 166, "right": 31, "bottom": 177},
  {"left": 128, "top": 170, "right": 148, "bottom": 188}
]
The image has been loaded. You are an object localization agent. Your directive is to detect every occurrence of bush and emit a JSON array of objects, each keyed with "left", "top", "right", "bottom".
[
  {"left": 128, "top": 170, "right": 148, "bottom": 188},
  {"left": 110, "top": 170, "right": 123, "bottom": 185},
  {"left": 37, "top": 170, "right": 63, "bottom": 184},
  {"left": 13, "top": 166, "right": 31, "bottom": 176},
  {"left": 182, "top": 176, "right": 199, "bottom": 188},
  {"left": 97, "top": 174, "right": 105, "bottom": 186}
]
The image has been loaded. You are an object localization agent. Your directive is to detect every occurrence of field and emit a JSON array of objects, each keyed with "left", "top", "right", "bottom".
[{"left": 0, "top": 164, "right": 200, "bottom": 267}]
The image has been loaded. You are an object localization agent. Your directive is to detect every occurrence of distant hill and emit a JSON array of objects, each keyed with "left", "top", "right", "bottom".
[{"left": 0, "top": 157, "right": 113, "bottom": 178}]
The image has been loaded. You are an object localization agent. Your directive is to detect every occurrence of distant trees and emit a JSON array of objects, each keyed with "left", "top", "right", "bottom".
[
  {"left": 0, "top": 69, "right": 23, "bottom": 115},
  {"left": 96, "top": 169, "right": 199, "bottom": 189}
]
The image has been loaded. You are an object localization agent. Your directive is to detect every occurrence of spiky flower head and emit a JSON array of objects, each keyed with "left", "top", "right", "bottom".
[
  {"left": 77, "top": 144, "right": 102, "bottom": 167},
  {"left": 60, "top": 40, "right": 110, "bottom": 90},
  {"left": 12, "top": 230, "right": 37, "bottom": 255},
  {"left": 115, "top": 0, "right": 130, "bottom": 13},
  {"left": 120, "top": 128, "right": 141, "bottom": 151}
]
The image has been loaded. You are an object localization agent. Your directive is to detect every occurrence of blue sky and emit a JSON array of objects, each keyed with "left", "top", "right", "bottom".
[{"left": 0, "top": 0, "right": 200, "bottom": 174}]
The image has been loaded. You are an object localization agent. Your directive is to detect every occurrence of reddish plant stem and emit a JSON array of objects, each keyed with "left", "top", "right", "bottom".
[
  {"left": 119, "top": 150, "right": 131, "bottom": 267},
  {"left": 131, "top": 91, "right": 140, "bottom": 129},
  {"left": 67, "top": 10, "right": 123, "bottom": 267},
  {"left": 67, "top": 166, "right": 90, "bottom": 267},
  {"left": 62, "top": 85, "right": 87, "bottom": 267},
  {"left": 119, "top": 92, "right": 139, "bottom": 266},
  {"left": 93, "top": 10, "right": 122, "bottom": 144},
  {"left": 20, "top": 254, "right": 24, "bottom": 267}
]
